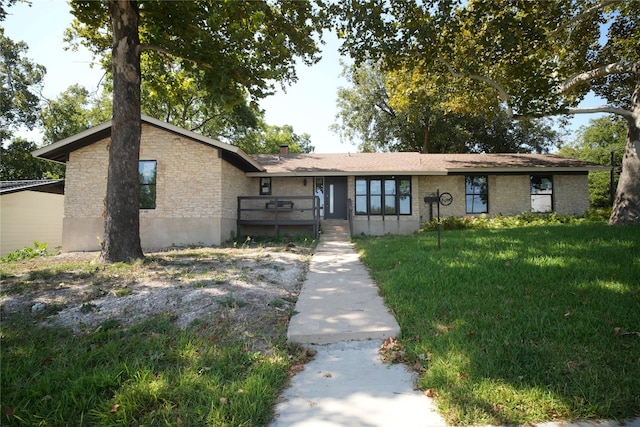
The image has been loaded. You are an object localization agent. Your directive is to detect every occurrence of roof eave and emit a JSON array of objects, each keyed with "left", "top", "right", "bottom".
[
  {"left": 446, "top": 166, "right": 609, "bottom": 174},
  {"left": 32, "top": 119, "right": 113, "bottom": 163},
  {"left": 31, "top": 115, "right": 265, "bottom": 173},
  {"left": 246, "top": 171, "right": 449, "bottom": 177}
]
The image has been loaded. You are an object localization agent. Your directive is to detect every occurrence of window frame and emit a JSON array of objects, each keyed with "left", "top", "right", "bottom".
[
  {"left": 530, "top": 175, "right": 553, "bottom": 213},
  {"left": 260, "top": 177, "right": 272, "bottom": 196},
  {"left": 465, "top": 175, "right": 488, "bottom": 214},
  {"left": 139, "top": 160, "right": 157, "bottom": 210},
  {"left": 355, "top": 176, "right": 412, "bottom": 216}
]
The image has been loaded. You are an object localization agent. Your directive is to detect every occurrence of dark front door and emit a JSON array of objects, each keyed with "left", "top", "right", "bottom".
[{"left": 324, "top": 177, "right": 347, "bottom": 219}]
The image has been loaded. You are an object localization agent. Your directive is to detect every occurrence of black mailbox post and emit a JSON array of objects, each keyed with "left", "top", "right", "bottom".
[{"left": 424, "top": 189, "right": 453, "bottom": 250}]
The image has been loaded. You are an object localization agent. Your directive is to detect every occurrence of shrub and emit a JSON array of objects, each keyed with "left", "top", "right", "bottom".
[
  {"left": 2, "top": 241, "right": 48, "bottom": 262},
  {"left": 420, "top": 212, "right": 590, "bottom": 232}
]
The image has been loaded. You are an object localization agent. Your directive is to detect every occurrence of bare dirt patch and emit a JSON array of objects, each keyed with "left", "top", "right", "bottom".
[{"left": 0, "top": 245, "right": 312, "bottom": 351}]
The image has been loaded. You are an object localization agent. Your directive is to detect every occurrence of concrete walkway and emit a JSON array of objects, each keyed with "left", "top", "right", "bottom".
[
  {"left": 270, "top": 227, "right": 640, "bottom": 427},
  {"left": 286, "top": 239, "right": 400, "bottom": 344},
  {"left": 271, "top": 228, "right": 447, "bottom": 426}
]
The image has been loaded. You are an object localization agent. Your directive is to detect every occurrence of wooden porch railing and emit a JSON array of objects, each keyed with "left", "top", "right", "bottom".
[{"left": 237, "top": 196, "right": 321, "bottom": 239}]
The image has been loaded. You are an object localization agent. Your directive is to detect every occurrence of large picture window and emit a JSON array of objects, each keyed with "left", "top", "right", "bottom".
[
  {"left": 139, "top": 160, "right": 157, "bottom": 209},
  {"left": 531, "top": 175, "right": 553, "bottom": 212},
  {"left": 355, "top": 177, "right": 411, "bottom": 216},
  {"left": 465, "top": 175, "right": 488, "bottom": 214}
]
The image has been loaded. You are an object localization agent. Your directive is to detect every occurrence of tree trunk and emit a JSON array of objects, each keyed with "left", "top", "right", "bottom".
[
  {"left": 101, "top": 0, "right": 144, "bottom": 262},
  {"left": 609, "top": 77, "right": 640, "bottom": 225},
  {"left": 422, "top": 120, "right": 430, "bottom": 153}
]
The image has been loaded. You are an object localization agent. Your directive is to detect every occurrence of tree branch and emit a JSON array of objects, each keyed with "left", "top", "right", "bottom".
[
  {"left": 548, "top": 0, "right": 621, "bottom": 38},
  {"left": 559, "top": 60, "right": 639, "bottom": 93},
  {"left": 566, "top": 106, "right": 633, "bottom": 118},
  {"left": 513, "top": 106, "right": 632, "bottom": 121},
  {"left": 190, "top": 113, "right": 222, "bottom": 132},
  {"left": 138, "top": 43, "right": 213, "bottom": 70},
  {"left": 437, "top": 57, "right": 514, "bottom": 118}
]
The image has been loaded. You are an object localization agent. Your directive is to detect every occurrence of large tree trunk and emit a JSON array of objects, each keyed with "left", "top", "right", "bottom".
[
  {"left": 609, "top": 77, "right": 640, "bottom": 225},
  {"left": 101, "top": 0, "right": 144, "bottom": 262}
]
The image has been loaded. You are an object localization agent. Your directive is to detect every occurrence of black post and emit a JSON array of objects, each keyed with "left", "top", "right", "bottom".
[
  {"left": 437, "top": 189, "right": 441, "bottom": 250},
  {"left": 610, "top": 150, "right": 615, "bottom": 205}
]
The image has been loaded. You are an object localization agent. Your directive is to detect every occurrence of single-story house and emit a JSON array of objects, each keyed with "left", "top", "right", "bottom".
[
  {"left": 32, "top": 115, "right": 607, "bottom": 252},
  {"left": 0, "top": 180, "right": 65, "bottom": 257}
]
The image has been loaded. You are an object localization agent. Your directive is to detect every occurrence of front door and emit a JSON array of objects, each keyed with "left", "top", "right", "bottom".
[{"left": 324, "top": 177, "right": 347, "bottom": 219}]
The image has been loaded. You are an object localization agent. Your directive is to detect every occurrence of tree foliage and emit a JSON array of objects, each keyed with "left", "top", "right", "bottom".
[
  {"left": 68, "top": 0, "right": 327, "bottom": 262},
  {"left": 0, "top": 138, "right": 63, "bottom": 180},
  {"left": 333, "top": 61, "right": 560, "bottom": 153},
  {"left": 558, "top": 116, "right": 627, "bottom": 208},
  {"left": 331, "top": 0, "right": 640, "bottom": 225},
  {"left": 40, "top": 84, "right": 111, "bottom": 145},
  {"left": 0, "top": 26, "right": 46, "bottom": 143},
  {"left": 234, "top": 120, "right": 314, "bottom": 154}
]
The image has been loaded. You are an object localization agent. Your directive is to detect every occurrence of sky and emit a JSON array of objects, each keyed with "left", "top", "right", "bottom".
[{"left": 4, "top": 0, "right": 603, "bottom": 153}]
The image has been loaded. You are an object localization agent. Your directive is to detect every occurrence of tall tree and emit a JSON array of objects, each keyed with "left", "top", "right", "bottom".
[
  {"left": 68, "top": 0, "right": 325, "bottom": 262},
  {"left": 333, "top": 61, "right": 560, "bottom": 153},
  {"left": 332, "top": 0, "right": 640, "bottom": 225}
]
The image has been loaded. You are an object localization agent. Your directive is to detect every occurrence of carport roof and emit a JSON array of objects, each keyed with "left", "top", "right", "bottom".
[{"left": 0, "top": 180, "right": 64, "bottom": 195}]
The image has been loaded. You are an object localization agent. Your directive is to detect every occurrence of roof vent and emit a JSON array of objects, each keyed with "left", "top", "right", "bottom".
[{"left": 279, "top": 144, "right": 289, "bottom": 155}]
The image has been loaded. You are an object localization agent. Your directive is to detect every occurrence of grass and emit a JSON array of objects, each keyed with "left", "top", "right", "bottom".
[
  {"left": 1, "top": 314, "right": 295, "bottom": 426},
  {"left": 354, "top": 221, "right": 640, "bottom": 425},
  {"left": 0, "top": 245, "right": 312, "bottom": 426}
]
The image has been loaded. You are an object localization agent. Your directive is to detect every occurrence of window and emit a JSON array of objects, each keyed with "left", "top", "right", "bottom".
[
  {"left": 355, "top": 177, "right": 411, "bottom": 216},
  {"left": 139, "top": 160, "right": 157, "bottom": 209},
  {"left": 260, "top": 177, "right": 271, "bottom": 195},
  {"left": 314, "top": 177, "right": 324, "bottom": 217},
  {"left": 465, "top": 175, "right": 488, "bottom": 214},
  {"left": 531, "top": 175, "right": 553, "bottom": 213}
]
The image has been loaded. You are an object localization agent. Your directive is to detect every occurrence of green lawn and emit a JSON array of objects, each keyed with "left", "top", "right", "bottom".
[{"left": 355, "top": 222, "right": 640, "bottom": 425}]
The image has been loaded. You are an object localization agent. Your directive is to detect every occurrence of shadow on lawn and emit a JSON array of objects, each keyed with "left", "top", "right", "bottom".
[{"left": 358, "top": 223, "right": 640, "bottom": 425}]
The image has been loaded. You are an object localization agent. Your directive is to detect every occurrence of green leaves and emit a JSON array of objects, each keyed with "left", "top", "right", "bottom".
[
  {"left": 0, "top": 27, "right": 46, "bottom": 142},
  {"left": 69, "top": 0, "right": 326, "bottom": 105},
  {"left": 334, "top": 0, "right": 638, "bottom": 118},
  {"left": 333, "top": 61, "right": 560, "bottom": 153}
]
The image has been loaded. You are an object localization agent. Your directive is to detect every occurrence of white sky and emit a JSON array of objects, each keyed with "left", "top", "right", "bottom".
[{"left": 4, "top": 0, "right": 602, "bottom": 153}]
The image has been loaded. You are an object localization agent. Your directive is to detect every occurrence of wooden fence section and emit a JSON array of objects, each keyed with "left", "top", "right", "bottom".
[{"left": 237, "top": 196, "right": 321, "bottom": 239}]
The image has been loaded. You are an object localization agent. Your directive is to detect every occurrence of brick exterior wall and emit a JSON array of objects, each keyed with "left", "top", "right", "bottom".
[
  {"left": 553, "top": 174, "right": 590, "bottom": 215},
  {"left": 62, "top": 124, "right": 250, "bottom": 250},
  {"left": 140, "top": 124, "right": 221, "bottom": 218},
  {"left": 418, "top": 173, "right": 590, "bottom": 223},
  {"left": 64, "top": 139, "right": 109, "bottom": 219}
]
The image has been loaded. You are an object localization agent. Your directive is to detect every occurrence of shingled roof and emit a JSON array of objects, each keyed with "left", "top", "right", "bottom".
[
  {"left": 0, "top": 180, "right": 64, "bottom": 195},
  {"left": 31, "top": 116, "right": 607, "bottom": 177},
  {"left": 250, "top": 152, "right": 607, "bottom": 176}
]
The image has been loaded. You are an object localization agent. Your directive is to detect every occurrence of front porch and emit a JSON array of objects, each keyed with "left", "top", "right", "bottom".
[{"left": 237, "top": 195, "right": 324, "bottom": 239}]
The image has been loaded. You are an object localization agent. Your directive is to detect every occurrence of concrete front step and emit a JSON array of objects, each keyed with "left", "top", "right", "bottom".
[{"left": 321, "top": 220, "right": 350, "bottom": 241}]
